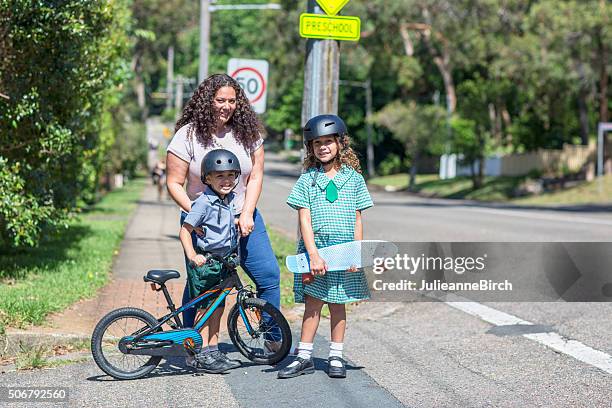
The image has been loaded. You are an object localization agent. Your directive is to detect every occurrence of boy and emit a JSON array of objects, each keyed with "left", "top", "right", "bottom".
[{"left": 179, "top": 149, "right": 241, "bottom": 374}]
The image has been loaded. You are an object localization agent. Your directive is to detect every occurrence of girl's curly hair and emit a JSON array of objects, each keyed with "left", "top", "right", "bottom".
[
  {"left": 175, "top": 73, "right": 262, "bottom": 151},
  {"left": 303, "top": 134, "right": 362, "bottom": 173}
]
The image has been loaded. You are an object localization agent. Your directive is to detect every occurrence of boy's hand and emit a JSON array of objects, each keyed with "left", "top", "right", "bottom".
[
  {"left": 191, "top": 254, "right": 207, "bottom": 267},
  {"left": 309, "top": 253, "right": 327, "bottom": 276}
]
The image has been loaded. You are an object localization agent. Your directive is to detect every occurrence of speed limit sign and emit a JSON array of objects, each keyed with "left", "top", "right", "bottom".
[{"left": 227, "top": 58, "right": 269, "bottom": 114}]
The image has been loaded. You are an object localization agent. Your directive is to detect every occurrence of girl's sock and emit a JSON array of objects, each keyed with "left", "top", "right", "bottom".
[
  {"left": 329, "top": 342, "right": 344, "bottom": 368},
  {"left": 208, "top": 344, "right": 219, "bottom": 352},
  {"left": 288, "top": 342, "right": 314, "bottom": 367}
]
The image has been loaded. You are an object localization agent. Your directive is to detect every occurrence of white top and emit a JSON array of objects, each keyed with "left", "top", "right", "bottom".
[{"left": 167, "top": 123, "right": 263, "bottom": 214}]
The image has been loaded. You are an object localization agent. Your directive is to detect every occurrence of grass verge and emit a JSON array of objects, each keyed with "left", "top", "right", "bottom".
[
  {"left": 263, "top": 226, "right": 296, "bottom": 309},
  {"left": 368, "top": 173, "right": 612, "bottom": 205},
  {"left": 0, "top": 178, "right": 145, "bottom": 331},
  {"left": 513, "top": 174, "right": 612, "bottom": 206},
  {"left": 368, "top": 173, "right": 522, "bottom": 201}
]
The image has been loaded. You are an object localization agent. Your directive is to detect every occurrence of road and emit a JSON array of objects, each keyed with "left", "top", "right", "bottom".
[{"left": 2, "top": 144, "right": 610, "bottom": 407}]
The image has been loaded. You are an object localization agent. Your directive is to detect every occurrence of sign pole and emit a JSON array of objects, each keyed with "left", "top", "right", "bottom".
[{"left": 301, "top": 0, "right": 340, "bottom": 127}]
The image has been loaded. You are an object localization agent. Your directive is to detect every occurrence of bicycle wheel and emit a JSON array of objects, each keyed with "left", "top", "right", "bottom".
[
  {"left": 91, "top": 307, "right": 162, "bottom": 380},
  {"left": 227, "top": 297, "right": 292, "bottom": 365}
]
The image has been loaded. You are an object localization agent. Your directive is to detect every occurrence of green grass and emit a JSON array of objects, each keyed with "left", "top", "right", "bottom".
[
  {"left": 513, "top": 174, "right": 612, "bottom": 206},
  {"left": 266, "top": 227, "right": 296, "bottom": 308},
  {"left": 369, "top": 173, "right": 522, "bottom": 201},
  {"left": 0, "top": 179, "right": 145, "bottom": 330},
  {"left": 368, "top": 172, "right": 612, "bottom": 205},
  {"left": 368, "top": 174, "right": 437, "bottom": 188}
]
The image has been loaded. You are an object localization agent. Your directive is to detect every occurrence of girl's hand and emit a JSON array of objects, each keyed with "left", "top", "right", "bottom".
[
  {"left": 346, "top": 265, "right": 358, "bottom": 273},
  {"left": 191, "top": 254, "right": 207, "bottom": 267},
  {"left": 194, "top": 226, "right": 204, "bottom": 236},
  {"left": 309, "top": 253, "right": 327, "bottom": 276},
  {"left": 302, "top": 273, "right": 315, "bottom": 285},
  {"left": 238, "top": 212, "right": 255, "bottom": 237}
]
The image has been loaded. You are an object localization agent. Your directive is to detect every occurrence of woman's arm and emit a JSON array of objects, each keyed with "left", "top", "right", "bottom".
[
  {"left": 298, "top": 208, "right": 327, "bottom": 276},
  {"left": 166, "top": 152, "right": 192, "bottom": 213},
  {"left": 238, "top": 145, "right": 264, "bottom": 236}
]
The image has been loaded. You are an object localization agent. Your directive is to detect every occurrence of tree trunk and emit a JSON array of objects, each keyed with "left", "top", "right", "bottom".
[
  {"left": 598, "top": 32, "right": 609, "bottom": 123},
  {"left": 577, "top": 91, "right": 589, "bottom": 145},
  {"left": 599, "top": 0, "right": 609, "bottom": 123},
  {"left": 131, "top": 53, "right": 148, "bottom": 121},
  {"left": 401, "top": 17, "right": 457, "bottom": 114},
  {"left": 409, "top": 151, "right": 419, "bottom": 192}
]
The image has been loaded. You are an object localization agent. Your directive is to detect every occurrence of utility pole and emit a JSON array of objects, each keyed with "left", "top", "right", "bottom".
[
  {"left": 301, "top": 0, "right": 340, "bottom": 126},
  {"left": 339, "top": 79, "right": 376, "bottom": 177},
  {"left": 198, "top": 0, "right": 211, "bottom": 83},
  {"left": 198, "top": 2, "right": 281, "bottom": 85},
  {"left": 175, "top": 75, "right": 185, "bottom": 115},
  {"left": 166, "top": 46, "right": 174, "bottom": 110},
  {"left": 174, "top": 76, "right": 196, "bottom": 117}
]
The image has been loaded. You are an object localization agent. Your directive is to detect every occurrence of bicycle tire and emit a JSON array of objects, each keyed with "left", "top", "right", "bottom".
[
  {"left": 91, "top": 307, "right": 162, "bottom": 380},
  {"left": 227, "top": 297, "right": 291, "bottom": 365}
]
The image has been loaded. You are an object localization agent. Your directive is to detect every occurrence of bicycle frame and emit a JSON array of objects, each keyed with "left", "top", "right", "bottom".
[{"left": 119, "top": 264, "right": 256, "bottom": 357}]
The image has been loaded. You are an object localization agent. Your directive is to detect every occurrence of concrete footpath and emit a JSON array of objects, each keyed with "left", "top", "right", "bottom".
[{"left": 7, "top": 185, "right": 186, "bottom": 341}]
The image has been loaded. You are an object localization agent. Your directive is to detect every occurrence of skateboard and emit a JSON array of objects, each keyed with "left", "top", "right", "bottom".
[{"left": 285, "top": 240, "right": 398, "bottom": 274}]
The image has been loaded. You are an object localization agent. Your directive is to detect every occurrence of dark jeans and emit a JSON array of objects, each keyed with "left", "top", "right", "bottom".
[{"left": 180, "top": 209, "right": 281, "bottom": 339}]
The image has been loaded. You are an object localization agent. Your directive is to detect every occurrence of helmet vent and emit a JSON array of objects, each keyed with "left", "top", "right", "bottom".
[
  {"left": 216, "top": 159, "right": 222, "bottom": 164},
  {"left": 324, "top": 122, "right": 334, "bottom": 127}
]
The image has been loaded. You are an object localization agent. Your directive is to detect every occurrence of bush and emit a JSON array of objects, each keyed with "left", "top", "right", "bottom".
[
  {"left": 377, "top": 154, "right": 403, "bottom": 176},
  {"left": 0, "top": 1, "right": 130, "bottom": 248}
]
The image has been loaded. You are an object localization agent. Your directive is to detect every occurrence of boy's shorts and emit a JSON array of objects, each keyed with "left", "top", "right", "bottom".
[{"left": 186, "top": 257, "right": 227, "bottom": 310}]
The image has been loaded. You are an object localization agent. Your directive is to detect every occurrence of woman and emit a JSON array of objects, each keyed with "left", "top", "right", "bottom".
[{"left": 166, "top": 74, "right": 281, "bottom": 345}]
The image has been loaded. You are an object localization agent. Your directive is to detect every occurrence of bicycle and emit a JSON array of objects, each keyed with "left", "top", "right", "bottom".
[{"left": 91, "top": 247, "right": 292, "bottom": 380}]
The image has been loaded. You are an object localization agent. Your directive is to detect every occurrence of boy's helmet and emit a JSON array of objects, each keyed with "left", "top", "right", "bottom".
[
  {"left": 303, "top": 114, "right": 347, "bottom": 144},
  {"left": 201, "top": 149, "right": 241, "bottom": 184}
]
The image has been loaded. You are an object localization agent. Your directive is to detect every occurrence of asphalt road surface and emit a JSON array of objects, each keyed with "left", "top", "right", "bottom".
[{"left": 2, "top": 145, "right": 610, "bottom": 407}]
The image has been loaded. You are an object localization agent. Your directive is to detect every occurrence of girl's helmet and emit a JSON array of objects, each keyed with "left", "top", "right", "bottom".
[
  {"left": 303, "top": 114, "right": 347, "bottom": 144},
  {"left": 200, "top": 149, "right": 241, "bottom": 184}
]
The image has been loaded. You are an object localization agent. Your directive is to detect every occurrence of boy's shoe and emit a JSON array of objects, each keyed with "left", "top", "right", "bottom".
[
  {"left": 211, "top": 350, "right": 241, "bottom": 369},
  {"left": 277, "top": 357, "right": 314, "bottom": 379},
  {"left": 192, "top": 352, "right": 234, "bottom": 374},
  {"left": 327, "top": 356, "right": 346, "bottom": 378},
  {"left": 185, "top": 355, "right": 197, "bottom": 369}
]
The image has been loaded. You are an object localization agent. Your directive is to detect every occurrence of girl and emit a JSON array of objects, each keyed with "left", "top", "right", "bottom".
[{"left": 278, "top": 114, "right": 373, "bottom": 379}]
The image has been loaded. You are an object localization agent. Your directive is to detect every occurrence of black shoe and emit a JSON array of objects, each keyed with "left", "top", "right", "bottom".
[
  {"left": 327, "top": 356, "right": 346, "bottom": 378},
  {"left": 211, "top": 350, "right": 241, "bottom": 369},
  {"left": 193, "top": 352, "right": 233, "bottom": 374},
  {"left": 277, "top": 357, "right": 315, "bottom": 379}
]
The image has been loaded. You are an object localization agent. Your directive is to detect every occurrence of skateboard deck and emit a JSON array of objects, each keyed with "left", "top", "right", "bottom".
[{"left": 286, "top": 240, "right": 398, "bottom": 274}]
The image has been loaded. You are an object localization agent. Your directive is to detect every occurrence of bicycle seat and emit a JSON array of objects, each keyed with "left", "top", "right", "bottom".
[{"left": 144, "top": 269, "right": 180, "bottom": 284}]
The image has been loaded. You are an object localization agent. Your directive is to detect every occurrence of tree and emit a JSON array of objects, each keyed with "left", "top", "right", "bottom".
[
  {"left": 0, "top": 1, "right": 131, "bottom": 248},
  {"left": 373, "top": 101, "right": 446, "bottom": 190}
]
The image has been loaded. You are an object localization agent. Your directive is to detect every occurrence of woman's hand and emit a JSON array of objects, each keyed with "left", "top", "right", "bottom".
[
  {"left": 238, "top": 212, "right": 255, "bottom": 237},
  {"left": 309, "top": 252, "right": 327, "bottom": 276},
  {"left": 191, "top": 254, "right": 207, "bottom": 267}
]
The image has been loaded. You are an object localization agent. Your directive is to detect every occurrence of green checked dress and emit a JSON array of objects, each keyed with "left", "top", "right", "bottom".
[{"left": 286, "top": 164, "right": 373, "bottom": 304}]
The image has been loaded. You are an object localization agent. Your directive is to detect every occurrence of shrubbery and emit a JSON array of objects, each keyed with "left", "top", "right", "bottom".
[{"left": 0, "top": 1, "right": 132, "bottom": 248}]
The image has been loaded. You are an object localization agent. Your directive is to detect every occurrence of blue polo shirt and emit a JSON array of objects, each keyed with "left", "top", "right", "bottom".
[{"left": 183, "top": 186, "right": 238, "bottom": 255}]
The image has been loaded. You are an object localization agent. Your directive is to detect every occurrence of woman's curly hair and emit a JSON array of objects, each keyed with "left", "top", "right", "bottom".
[
  {"left": 303, "top": 133, "right": 362, "bottom": 173},
  {"left": 175, "top": 73, "right": 262, "bottom": 151}
]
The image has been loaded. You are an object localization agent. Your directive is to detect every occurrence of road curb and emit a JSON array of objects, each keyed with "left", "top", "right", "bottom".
[{"left": 2, "top": 330, "right": 90, "bottom": 357}]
